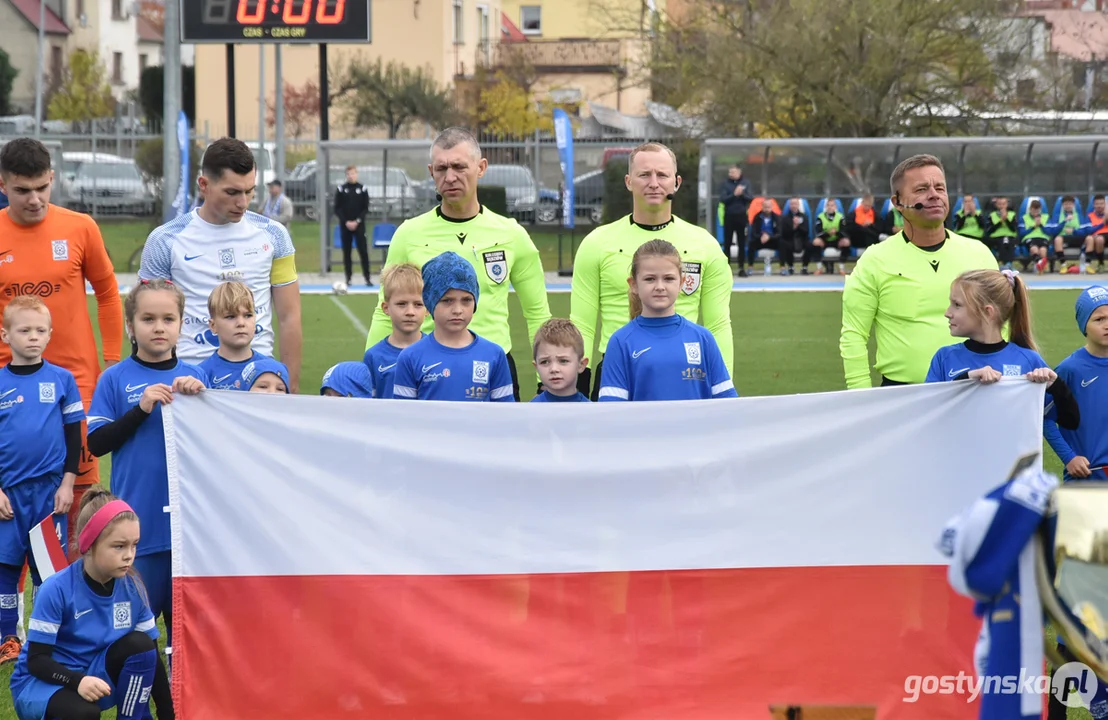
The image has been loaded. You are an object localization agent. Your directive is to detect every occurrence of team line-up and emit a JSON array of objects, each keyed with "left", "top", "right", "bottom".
[{"left": 1, "top": 131, "right": 1108, "bottom": 720}]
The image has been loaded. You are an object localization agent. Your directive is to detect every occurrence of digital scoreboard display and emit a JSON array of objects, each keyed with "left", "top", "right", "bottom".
[{"left": 181, "top": 0, "right": 371, "bottom": 43}]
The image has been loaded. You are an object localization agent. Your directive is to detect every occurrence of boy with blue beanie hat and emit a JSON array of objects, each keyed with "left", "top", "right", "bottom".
[
  {"left": 1043, "top": 286, "right": 1108, "bottom": 483},
  {"left": 391, "top": 252, "right": 515, "bottom": 401},
  {"left": 242, "top": 357, "right": 291, "bottom": 394},
  {"left": 321, "top": 361, "right": 375, "bottom": 398}
]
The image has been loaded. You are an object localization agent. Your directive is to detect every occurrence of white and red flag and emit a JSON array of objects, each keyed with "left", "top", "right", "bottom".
[{"left": 166, "top": 381, "right": 1045, "bottom": 719}]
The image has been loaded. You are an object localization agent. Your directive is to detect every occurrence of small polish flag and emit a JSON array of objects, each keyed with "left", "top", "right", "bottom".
[{"left": 29, "top": 515, "right": 69, "bottom": 582}]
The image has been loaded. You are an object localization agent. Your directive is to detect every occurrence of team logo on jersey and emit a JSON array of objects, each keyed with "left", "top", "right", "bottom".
[
  {"left": 684, "top": 342, "right": 702, "bottom": 365},
  {"left": 1003, "top": 364, "right": 1021, "bottom": 377},
  {"left": 219, "top": 248, "right": 237, "bottom": 270},
  {"left": 681, "top": 262, "right": 702, "bottom": 295},
  {"left": 39, "top": 382, "right": 56, "bottom": 403},
  {"left": 5, "top": 282, "right": 61, "bottom": 298},
  {"left": 483, "top": 251, "right": 508, "bottom": 284},
  {"left": 51, "top": 239, "right": 69, "bottom": 261},
  {"left": 113, "top": 601, "right": 132, "bottom": 629},
  {"left": 472, "top": 360, "right": 490, "bottom": 384}
]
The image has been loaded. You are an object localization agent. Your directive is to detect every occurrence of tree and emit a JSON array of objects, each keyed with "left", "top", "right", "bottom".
[
  {"left": 266, "top": 80, "right": 321, "bottom": 140},
  {"left": 47, "top": 50, "right": 115, "bottom": 127},
  {"left": 138, "top": 64, "right": 196, "bottom": 126},
  {"left": 329, "top": 57, "right": 454, "bottom": 138},
  {"left": 477, "top": 74, "right": 546, "bottom": 138},
  {"left": 640, "top": 0, "right": 1032, "bottom": 139},
  {"left": 0, "top": 48, "right": 17, "bottom": 116}
]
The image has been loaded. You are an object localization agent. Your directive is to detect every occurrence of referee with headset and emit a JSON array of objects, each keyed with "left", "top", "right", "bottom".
[{"left": 840, "top": 154, "right": 998, "bottom": 388}]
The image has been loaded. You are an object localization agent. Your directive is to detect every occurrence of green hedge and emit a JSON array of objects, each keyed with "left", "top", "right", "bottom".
[
  {"left": 478, "top": 186, "right": 509, "bottom": 217},
  {"left": 602, "top": 143, "right": 701, "bottom": 224}
]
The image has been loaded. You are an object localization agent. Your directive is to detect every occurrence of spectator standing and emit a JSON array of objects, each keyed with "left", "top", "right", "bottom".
[
  {"left": 262, "top": 179, "right": 294, "bottom": 228},
  {"left": 718, "top": 165, "right": 753, "bottom": 276},
  {"left": 840, "top": 154, "right": 998, "bottom": 388},
  {"left": 333, "top": 166, "right": 371, "bottom": 287}
]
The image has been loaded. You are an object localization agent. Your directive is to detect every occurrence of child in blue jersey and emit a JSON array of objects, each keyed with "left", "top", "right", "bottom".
[
  {"left": 926, "top": 269, "right": 1080, "bottom": 428},
  {"left": 364, "top": 264, "right": 425, "bottom": 399},
  {"left": 321, "top": 362, "right": 374, "bottom": 398},
  {"left": 393, "top": 252, "right": 515, "bottom": 402},
  {"left": 0, "top": 297, "right": 84, "bottom": 665},
  {"left": 198, "top": 281, "right": 265, "bottom": 390},
  {"left": 531, "top": 319, "right": 590, "bottom": 402},
  {"left": 86, "top": 279, "right": 206, "bottom": 634},
  {"left": 243, "top": 356, "right": 291, "bottom": 394},
  {"left": 10, "top": 486, "right": 174, "bottom": 720},
  {"left": 1045, "top": 286, "right": 1108, "bottom": 482},
  {"left": 598, "top": 240, "right": 737, "bottom": 401}
]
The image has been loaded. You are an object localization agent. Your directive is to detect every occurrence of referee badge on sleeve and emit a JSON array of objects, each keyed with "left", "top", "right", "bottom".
[
  {"left": 483, "top": 251, "right": 508, "bottom": 284},
  {"left": 681, "top": 262, "right": 701, "bottom": 295}
]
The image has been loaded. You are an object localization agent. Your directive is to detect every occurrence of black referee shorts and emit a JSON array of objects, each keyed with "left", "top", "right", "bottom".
[{"left": 505, "top": 352, "right": 521, "bottom": 402}]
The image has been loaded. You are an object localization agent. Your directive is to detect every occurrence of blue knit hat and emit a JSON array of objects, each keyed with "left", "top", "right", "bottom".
[
  {"left": 241, "top": 357, "right": 291, "bottom": 392},
  {"left": 422, "top": 251, "right": 479, "bottom": 316},
  {"left": 1076, "top": 285, "right": 1108, "bottom": 336},
  {"left": 320, "top": 361, "right": 374, "bottom": 398}
]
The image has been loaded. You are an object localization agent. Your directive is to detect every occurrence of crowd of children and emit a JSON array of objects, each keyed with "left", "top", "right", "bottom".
[{"left": 2, "top": 236, "right": 1108, "bottom": 718}]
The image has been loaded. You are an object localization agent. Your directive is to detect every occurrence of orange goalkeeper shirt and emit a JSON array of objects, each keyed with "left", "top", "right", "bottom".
[{"left": 0, "top": 206, "right": 122, "bottom": 394}]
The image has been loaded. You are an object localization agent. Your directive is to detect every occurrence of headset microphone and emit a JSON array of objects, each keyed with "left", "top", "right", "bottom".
[
  {"left": 665, "top": 185, "right": 679, "bottom": 201},
  {"left": 896, "top": 200, "right": 925, "bottom": 211}
]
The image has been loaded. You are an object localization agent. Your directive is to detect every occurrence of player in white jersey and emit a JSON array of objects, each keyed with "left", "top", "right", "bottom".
[{"left": 138, "top": 138, "right": 304, "bottom": 391}]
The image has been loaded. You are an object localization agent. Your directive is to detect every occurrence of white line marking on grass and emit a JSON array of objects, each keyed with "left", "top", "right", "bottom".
[{"left": 329, "top": 296, "right": 368, "bottom": 337}]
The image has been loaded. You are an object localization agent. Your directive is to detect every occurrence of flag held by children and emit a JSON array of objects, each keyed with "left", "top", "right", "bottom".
[
  {"left": 29, "top": 514, "right": 68, "bottom": 582},
  {"left": 167, "top": 382, "right": 1046, "bottom": 719}
]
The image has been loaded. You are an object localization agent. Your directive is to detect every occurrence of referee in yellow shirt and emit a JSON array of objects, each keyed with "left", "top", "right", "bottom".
[{"left": 840, "top": 155, "right": 998, "bottom": 388}]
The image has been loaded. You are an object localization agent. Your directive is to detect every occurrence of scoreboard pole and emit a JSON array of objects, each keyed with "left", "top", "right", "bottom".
[
  {"left": 319, "top": 44, "right": 329, "bottom": 142},
  {"left": 226, "top": 45, "right": 237, "bottom": 138}
]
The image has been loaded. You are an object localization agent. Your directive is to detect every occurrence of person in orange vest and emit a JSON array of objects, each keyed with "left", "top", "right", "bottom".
[
  {"left": 845, "top": 193, "right": 881, "bottom": 248},
  {"left": 1088, "top": 194, "right": 1108, "bottom": 271}
]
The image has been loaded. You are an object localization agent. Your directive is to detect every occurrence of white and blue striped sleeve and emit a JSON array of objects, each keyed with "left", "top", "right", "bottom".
[
  {"left": 137, "top": 216, "right": 188, "bottom": 281},
  {"left": 392, "top": 352, "right": 418, "bottom": 399},
  {"left": 705, "top": 331, "right": 738, "bottom": 398},
  {"left": 86, "top": 371, "right": 117, "bottom": 432},
  {"left": 60, "top": 370, "right": 86, "bottom": 423},
  {"left": 597, "top": 335, "right": 630, "bottom": 402},
  {"left": 26, "top": 577, "right": 65, "bottom": 645},
  {"left": 490, "top": 350, "right": 515, "bottom": 402}
]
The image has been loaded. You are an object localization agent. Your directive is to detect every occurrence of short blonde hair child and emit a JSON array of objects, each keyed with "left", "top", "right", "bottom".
[
  {"left": 2, "top": 296, "right": 50, "bottom": 328},
  {"left": 532, "top": 318, "right": 585, "bottom": 360},
  {"left": 380, "top": 263, "right": 423, "bottom": 302},
  {"left": 207, "top": 281, "right": 256, "bottom": 317}
]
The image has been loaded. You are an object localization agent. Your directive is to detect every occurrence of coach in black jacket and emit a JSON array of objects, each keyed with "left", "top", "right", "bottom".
[
  {"left": 718, "top": 165, "right": 753, "bottom": 275},
  {"left": 334, "top": 165, "right": 371, "bottom": 286}
]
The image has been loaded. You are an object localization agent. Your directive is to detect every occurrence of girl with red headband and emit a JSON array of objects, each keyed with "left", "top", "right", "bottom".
[{"left": 8, "top": 486, "right": 173, "bottom": 719}]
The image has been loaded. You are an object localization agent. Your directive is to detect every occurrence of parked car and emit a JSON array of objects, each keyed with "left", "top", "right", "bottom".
[
  {"left": 61, "top": 153, "right": 154, "bottom": 216},
  {"left": 479, "top": 165, "right": 538, "bottom": 222},
  {"left": 536, "top": 169, "right": 606, "bottom": 224},
  {"left": 285, "top": 162, "right": 426, "bottom": 221}
]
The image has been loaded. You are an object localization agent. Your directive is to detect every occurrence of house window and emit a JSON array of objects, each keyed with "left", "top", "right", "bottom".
[
  {"left": 476, "top": 4, "right": 490, "bottom": 61},
  {"left": 51, "top": 45, "right": 63, "bottom": 86},
  {"left": 76, "top": 0, "right": 84, "bottom": 16},
  {"left": 139, "top": 53, "right": 148, "bottom": 73},
  {"left": 453, "top": 0, "right": 464, "bottom": 45},
  {"left": 520, "top": 6, "right": 541, "bottom": 35},
  {"left": 112, "top": 0, "right": 124, "bottom": 20},
  {"left": 112, "top": 52, "right": 123, "bottom": 84}
]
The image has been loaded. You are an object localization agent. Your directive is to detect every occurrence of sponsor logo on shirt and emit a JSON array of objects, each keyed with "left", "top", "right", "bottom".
[
  {"left": 1082, "top": 376, "right": 1099, "bottom": 387},
  {"left": 125, "top": 383, "right": 149, "bottom": 393},
  {"left": 465, "top": 386, "right": 490, "bottom": 400},
  {"left": 184, "top": 254, "right": 203, "bottom": 262},
  {"left": 1089, "top": 287, "right": 1108, "bottom": 300},
  {"left": 39, "top": 382, "right": 55, "bottom": 403},
  {"left": 948, "top": 367, "right": 970, "bottom": 378},
  {"left": 684, "top": 342, "right": 702, "bottom": 365},
  {"left": 483, "top": 251, "right": 508, "bottom": 284},
  {"left": 631, "top": 347, "right": 652, "bottom": 359},
  {"left": 421, "top": 362, "right": 442, "bottom": 374},
  {"left": 0, "top": 252, "right": 13, "bottom": 266},
  {"left": 1002, "top": 364, "right": 1021, "bottom": 377},
  {"left": 682, "top": 368, "right": 707, "bottom": 381},
  {"left": 4, "top": 282, "right": 61, "bottom": 298},
  {"left": 472, "top": 360, "right": 489, "bottom": 384},
  {"left": 0, "top": 388, "right": 15, "bottom": 400},
  {"left": 0, "top": 394, "right": 23, "bottom": 411},
  {"left": 219, "top": 248, "right": 237, "bottom": 270},
  {"left": 681, "top": 262, "right": 702, "bottom": 295},
  {"left": 113, "top": 601, "right": 132, "bottom": 630},
  {"left": 929, "top": 260, "right": 940, "bottom": 273},
  {"left": 51, "top": 239, "right": 69, "bottom": 261}
]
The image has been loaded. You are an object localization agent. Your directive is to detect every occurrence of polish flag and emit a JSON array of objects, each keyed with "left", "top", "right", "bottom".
[
  {"left": 166, "top": 381, "right": 1047, "bottom": 720},
  {"left": 29, "top": 514, "right": 69, "bottom": 582}
]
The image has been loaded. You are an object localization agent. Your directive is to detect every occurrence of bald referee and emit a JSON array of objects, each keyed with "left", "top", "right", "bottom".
[
  {"left": 840, "top": 154, "right": 997, "bottom": 388},
  {"left": 365, "top": 128, "right": 551, "bottom": 400},
  {"left": 571, "top": 142, "right": 733, "bottom": 399}
]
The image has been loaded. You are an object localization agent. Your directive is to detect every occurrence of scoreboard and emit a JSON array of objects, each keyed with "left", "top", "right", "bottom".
[{"left": 181, "top": 0, "right": 371, "bottom": 43}]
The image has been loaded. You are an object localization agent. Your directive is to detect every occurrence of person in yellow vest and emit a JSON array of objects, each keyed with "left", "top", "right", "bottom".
[
  {"left": 951, "top": 195, "right": 985, "bottom": 242},
  {"left": 1018, "top": 198, "right": 1051, "bottom": 272},
  {"left": 812, "top": 199, "right": 851, "bottom": 275},
  {"left": 985, "top": 196, "right": 1018, "bottom": 269},
  {"left": 1051, "top": 195, "right": 1105, "bottom": 273}
]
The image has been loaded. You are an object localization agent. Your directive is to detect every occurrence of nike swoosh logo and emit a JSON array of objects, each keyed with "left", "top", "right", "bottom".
[
  {"left": 184, "top": 254, "right": 203, "bottom": 261},
  {"left": 948, "top": 367, "right": 970, "bottom": 378},
  {"left": 378, "top": 363, "right": 397, "bottom": 373},
  {"left": 631, "top": 347, "right": 652, "bottom": 359},
  {"left": 76, "top": 468, "right": 92, "bottom": 477},
  {"left": 213, "top": 374, "right": 232, "bottom": 383},
  {"left": 421, "top": 362, "right": 442, "bottom": 374},
  {"left": 0, "top": 389, "right": 15, "bottom": 399},
  {"left": 1082, "top": 376, "right": 1099, "bottom": 387},
  {"left": 124, "top": 383, "right": 148, "bottom": 393},
  {"left": 74, "top": 609, "right": 93, "bottom": 619}
]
